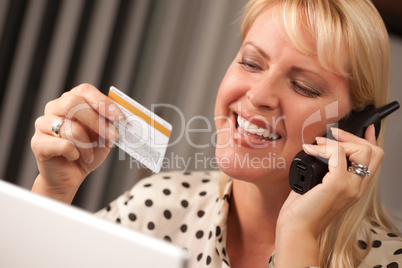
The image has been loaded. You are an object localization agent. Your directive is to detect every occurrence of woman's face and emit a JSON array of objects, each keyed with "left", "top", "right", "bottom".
[{"left": 214, "top": 7, "right": 351, "bottom": 185}]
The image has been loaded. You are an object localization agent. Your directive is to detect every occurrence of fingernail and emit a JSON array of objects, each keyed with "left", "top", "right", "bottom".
[
  {"left": 302, "top": 143, "right": 313, "bottom": 151},
  {"left": 330, "top": 127, "right": 341, "bottom": 137},
  {"left": 108, "top": 103, "right": 118, "bottom": 114},
  {"left": 315, "top": 136, "right": 327, "bottom": 143}
]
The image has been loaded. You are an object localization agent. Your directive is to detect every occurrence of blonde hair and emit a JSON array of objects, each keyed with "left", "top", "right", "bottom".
[{"left": 241, "top": 0, "right": 396, "bottom": 267}]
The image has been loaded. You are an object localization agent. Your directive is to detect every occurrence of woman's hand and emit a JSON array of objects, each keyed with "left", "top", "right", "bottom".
[
  {"left": 274, "top": 125, "right": 384, "bottom": 267},
  {"left": 31, "top": 84, "right": 122, "bottom": 204}
]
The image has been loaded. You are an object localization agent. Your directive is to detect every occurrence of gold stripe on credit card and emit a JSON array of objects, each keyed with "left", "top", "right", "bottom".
[{"left": 108, "top": 90, "right": 171, "bottom": 138}]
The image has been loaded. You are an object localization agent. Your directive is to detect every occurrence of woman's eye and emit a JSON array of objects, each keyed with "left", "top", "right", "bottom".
[
  {"left": 238, "top": 59, "right": 261, "bottom": 71},
  {"left": 292, "top": 82, "right": 320, "bottom": 98}
]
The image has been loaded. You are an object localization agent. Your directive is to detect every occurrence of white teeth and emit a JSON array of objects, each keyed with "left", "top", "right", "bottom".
[
  {"left": 247, "top": 124, "right": 258, "bottom": 134},
  {"left": 236, "top": 115, "right": 280, "bottom": 141},
  {"left": 243, "top": 120, "right": 250, "bottom": 129},
  {"left": 257, "top": 128, "right": 265, "bottom": 136}
]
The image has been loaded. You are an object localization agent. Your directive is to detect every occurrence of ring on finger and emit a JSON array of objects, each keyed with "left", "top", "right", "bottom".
[
  {"left": 348, "top": 162, "right": 372, "bottom": 178},
  {"left": 353, "top": 162, "right": 372, "bottom": 176},
  {"left": 51, "top": 117, "right": 66, "bottom": 137}
]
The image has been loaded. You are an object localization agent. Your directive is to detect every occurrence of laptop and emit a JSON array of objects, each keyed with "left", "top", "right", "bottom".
[{"left": 0, "top": 180, "right": 188, "bottom": 268}]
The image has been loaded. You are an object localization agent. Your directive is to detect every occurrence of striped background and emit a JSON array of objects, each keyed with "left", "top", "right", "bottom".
[{"left": 0, "top": 0, "right": 401, "bottom": 232}]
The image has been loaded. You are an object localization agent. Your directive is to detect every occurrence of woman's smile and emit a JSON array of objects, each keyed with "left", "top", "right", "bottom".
[{"left": 236, "top": 114, "right": 281, "bottom": 142}]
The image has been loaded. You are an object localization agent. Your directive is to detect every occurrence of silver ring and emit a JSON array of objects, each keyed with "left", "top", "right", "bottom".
[
  {"left": 348, "top": 166, "right": 366, "bottom": 178},
  {"left": 51, "top": 117, "right": 65, "bottom": 137},
  {"left": 352, "top": 162, "right": 368, "bottom": 171},
  {"left": 348, "top": 162, "right": 372, "bottom": 178}
]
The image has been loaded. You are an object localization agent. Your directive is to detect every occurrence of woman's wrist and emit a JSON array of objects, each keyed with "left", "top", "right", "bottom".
[{"left": 32, "top": 174, "right": 77, "bottom": 204}]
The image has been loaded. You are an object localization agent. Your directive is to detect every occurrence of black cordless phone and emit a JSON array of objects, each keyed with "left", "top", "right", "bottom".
[{"left": 289, "top": 101, "right": 400, "bottom": 194}]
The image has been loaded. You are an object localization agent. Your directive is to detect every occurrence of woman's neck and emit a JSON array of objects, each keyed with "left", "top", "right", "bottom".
[{"left": 226, "top": 177, "right": 290, "bottom": 267}]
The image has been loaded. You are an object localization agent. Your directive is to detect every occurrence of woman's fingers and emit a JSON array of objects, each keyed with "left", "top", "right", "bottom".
[
  {"left": 37, "top": 84, "right": 123, "bottom": 166},
  {"left": 31, "top": 129, "right": 80, "bottom": 163},
  {"left": 305, "top": 132, "right": 383, "bottom": 200},
  {"left": 302, "top": 141, "right": 348, "bottom": 182},
  {"left": 48, "top": 83, "right": 122, "bottom": 120},
  {"left": 70, "top": 83, "right": 123, "bottom": 120},
  {"left": 45, "top": 89, "right": 120, "bottom": 144},
  {"left": 331, "top": 126, "right": 376, "bottom": 145},
  {"left": 319, "top": 140, "right": 382, "bottom": 176},
  {"left": 364, "top": 124, "right": 377, "bottom": 144},
  {"left": 34, "top": 115, "right": 95, "bottom": 164},
  {"left": 325, "top": 126, "right": 384, "bottom": 175}
]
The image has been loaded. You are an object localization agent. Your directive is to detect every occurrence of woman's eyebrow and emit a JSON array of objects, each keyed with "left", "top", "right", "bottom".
[
  {"left": 290, "top": 66, "right": 330, "bottom": 91},
  {"left": 242, "top": 41, "right": 270, "bottom": 60},
  {"left": 291, "top": 66, "right": 322, "bottom": 79}
]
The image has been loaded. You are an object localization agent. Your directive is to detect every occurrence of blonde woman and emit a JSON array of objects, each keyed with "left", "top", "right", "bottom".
[{"left": 31, "top": 0, "right": 402, "bottom": 267}]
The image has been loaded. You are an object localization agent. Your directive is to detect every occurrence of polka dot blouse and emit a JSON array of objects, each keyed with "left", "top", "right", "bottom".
[{"left": 96, "top": 171, "right": 402, "bottom": 267}]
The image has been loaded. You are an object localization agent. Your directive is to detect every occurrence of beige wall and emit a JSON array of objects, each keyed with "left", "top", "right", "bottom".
[{"left": 381, "top": 35, "right": 402, "bottom": 232}]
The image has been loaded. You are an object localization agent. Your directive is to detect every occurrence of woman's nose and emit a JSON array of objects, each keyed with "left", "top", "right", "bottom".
[{"left": 246, "top": 77, "right": 280, "bottom": 110}]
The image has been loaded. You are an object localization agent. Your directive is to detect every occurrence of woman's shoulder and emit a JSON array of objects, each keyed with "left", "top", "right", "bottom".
[{"left": 359, "top": 222, "right": 402, "bottom": 267}]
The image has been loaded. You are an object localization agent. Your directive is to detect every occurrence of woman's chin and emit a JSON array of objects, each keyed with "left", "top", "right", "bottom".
[{"left": 215, "top": 150, "right": 288, "bottom": 182}]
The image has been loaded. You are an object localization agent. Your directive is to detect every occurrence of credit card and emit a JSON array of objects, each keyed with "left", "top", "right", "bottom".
[{"left": 108, "top": 86, "right": 172, "bottom": 173}]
